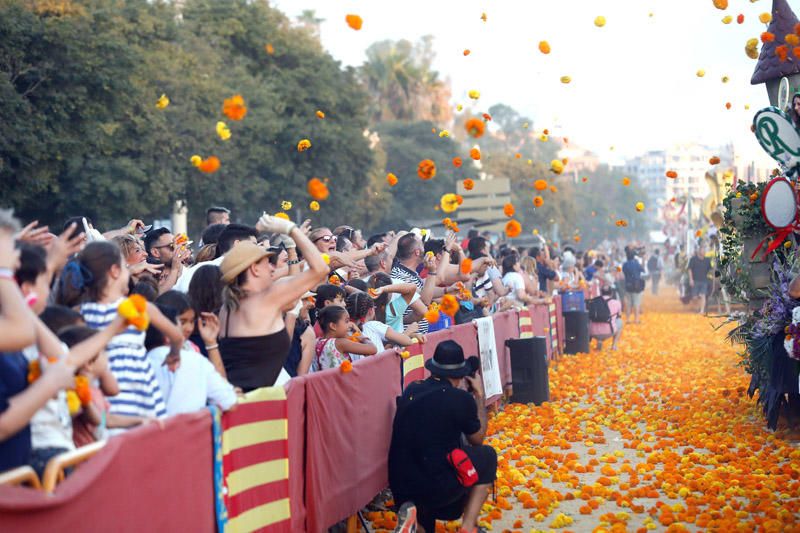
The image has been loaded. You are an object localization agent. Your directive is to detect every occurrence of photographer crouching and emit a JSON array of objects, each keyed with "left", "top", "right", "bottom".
[{"left": 388, "top": 340, "right": 497, "bottom": 533}]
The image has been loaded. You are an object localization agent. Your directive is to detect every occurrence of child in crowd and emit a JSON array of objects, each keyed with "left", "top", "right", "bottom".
[
  {"left": 369, "top": 273, "right": 424, "bottom": 335},
  {"left": 145, "top": 305, "right": 236, "bottom": 416},
  {"left": 284, "top": 292, "right": 317, "bottom": 377},
  {"left": 346, "top": 291, "right": 421, "bottom": 353},
  {"left": 58, "top": 326, "right": 114, "bottom": 447},
  {"left": 311, "top": 284, "right": 346, "bottom": 335},
  {"left": 313, "top": 306, "right": 377, "bottom": 371},
  {"left": 57, "top": 241, "right": 185, "bottom": 433}
]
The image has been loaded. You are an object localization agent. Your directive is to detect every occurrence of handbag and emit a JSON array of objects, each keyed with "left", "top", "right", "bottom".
[{"left": 446, "top": 448, "right": 478, "bottom": 487}]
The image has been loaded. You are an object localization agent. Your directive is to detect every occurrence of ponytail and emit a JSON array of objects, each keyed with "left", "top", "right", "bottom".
[
  {"left": 222, "top": 270, "right": 248, "bottom": 313},
  {"left": 56, "top": 241, "right": 121, "bottom": 307}
]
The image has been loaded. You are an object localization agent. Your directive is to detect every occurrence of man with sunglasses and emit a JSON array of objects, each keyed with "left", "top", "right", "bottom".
[{"left": 144, "top": 227, "right": 190, "bottom": 293}]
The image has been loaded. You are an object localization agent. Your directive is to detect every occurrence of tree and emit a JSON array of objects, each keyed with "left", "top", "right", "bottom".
[
  {"left": 359, "top": 37, "right": 451, "bottom": 124},
  {"left": 0, "top": 0, "right": 376, "bottom": 236}
]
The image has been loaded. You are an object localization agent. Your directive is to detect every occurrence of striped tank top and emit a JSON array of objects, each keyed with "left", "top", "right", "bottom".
[{"left": 80, "top": 300, "right": 167, "bottom": 423}]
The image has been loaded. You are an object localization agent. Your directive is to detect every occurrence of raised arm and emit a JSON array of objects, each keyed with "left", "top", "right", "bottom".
[
  {"left": 260, "top": 215, "right": 328, "bottom": 310},
  {"left": 0, "top": 232, "right": 36, "bottom": 351}
]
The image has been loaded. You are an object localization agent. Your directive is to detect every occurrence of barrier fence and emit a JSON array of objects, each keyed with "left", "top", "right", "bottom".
[{"left": 0, "top": 295, "right": 585, "bottom": 532}]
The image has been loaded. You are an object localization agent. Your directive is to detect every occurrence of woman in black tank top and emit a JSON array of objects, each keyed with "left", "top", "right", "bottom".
[{"left": 217, "top": 215, "right": 328, "bottom": 391}]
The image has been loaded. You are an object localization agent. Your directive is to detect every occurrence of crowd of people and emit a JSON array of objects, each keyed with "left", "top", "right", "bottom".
[{"left": 0, "top": 204, "right": 680, "bottom": 531}]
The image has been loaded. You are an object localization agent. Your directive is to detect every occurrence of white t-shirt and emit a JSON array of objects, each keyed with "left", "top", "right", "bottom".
[
  {"left": 147, "top": 347, "right": 237, "bottom": 415},
  {"left": 174, "top": 255, "right": 224, "bottom": 293},
  {"left": 502, "top": 272, "right": 526, "bottom": 305},
  {"left": 362, "top": 321, "right": 390, "bottom": 354},
  {"left": 24, "top": 346, "right": 75, "bottom": 451}
]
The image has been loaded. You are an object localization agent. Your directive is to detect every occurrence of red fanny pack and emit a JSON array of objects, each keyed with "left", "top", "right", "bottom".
[{"left": 447, "top": 448, "right": 478, "bottom": 487}]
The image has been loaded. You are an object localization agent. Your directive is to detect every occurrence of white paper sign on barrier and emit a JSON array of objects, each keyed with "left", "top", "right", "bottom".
[{"left": 475, "top": 316, "right": 502, "bottom": 398}]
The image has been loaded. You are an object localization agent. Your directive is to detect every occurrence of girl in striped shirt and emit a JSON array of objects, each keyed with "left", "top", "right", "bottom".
[{"left": 58, "top": 241, "right": 183, "bottom": 434}]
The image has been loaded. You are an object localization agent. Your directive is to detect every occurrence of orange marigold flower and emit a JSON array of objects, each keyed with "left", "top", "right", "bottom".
[
  {"left": 27, "top": 360, "right": 41, "bottom": 383},
  {"left": 514, "top": 153, "right": 521, "bottom": 159},
  {"left": 712, "top": 0, "right": 727, "bottom": 9},
  {"left": 222, "top": 95, "right": 247, "bottom": 121},
  {"left": 265, "top": 43, "right": 275, "bottom": 55},
  {"left": 503, "top": 203, "right": 515, "bottom": 217},
  {"left": 534, "top": 179, "right": 548, "bottom": 191},
  {"left": 574, "top": 235, "right": 581, "bottom": 243},
  {"left": 787, "top": 34, "right": 800, "bottom": 46},
  {"left": 297, "top": 139, "right": 312, "bottom": 152},
  {"left": 794, "top": 46, "right": 800, "bottom": 59},
  {"left": 198, "top": 156, "right": 220, "bottom": 174},
  {"left": 328, "top": 275, "right": 341, "bottom": 286},
  {"left": 761, "top": 32, "right": 775, "bottom": 43},
  {"left": 776, "top": 44, "right": 789, "bottom": 61},
  {"left": 424, "top": 307, "right": 440, "bottom": 324},
  {"left": 622, "top": 177, "right": 631, "bottom": 186},
  {"left": 316, "top": 110, "right": 325, "bottom": 119},
  {"left": 538, "top": 40, "right": 551, "bottom": 54},
  {"left": 340, "top": 360, "right": 353, "bottom": 373},
  {"left": 469, "top": 148, "right": 481, "bottom": 160},
  {"left": 417, "top": 159, "right": 436, "bottom": 180},
  {"left": 452, "top": 157, "right": 463, "bottom": 168},
  {"left": 505, "top": 219, "right": 522, "bottom": 238},
  {"left": 482, "top": 113, "right": 492, "bottom": 121},
  {"left": 307, "top": 177, "right": 330, "bottom": 200},
  {"left": 465, "top": 117, "right": 485, "bottom": 138},
  {"left": 440, "top": 294, "right": 460, "bottom": 317},
  {"left": 709, "top": 156, "right": 721, "bottom": 165},
  {"left": 455, "top": 194, "right": 463, "bottom": 205},
  {"left": 463, "top": 49, "right": 471, "bottom": 56},
  {"left": 386, "top": 173, "right": 398, "bottom": 186},
  {"left": 550, "top": 185, "right": 558, "bottom": 193},
  {"left": 665, "top": 170, "right": 678, "bottom": 179},
  {"left": 533, "top": 195, "right": 544, "bottom": 208},
  {"left": 345, "top": 14, "right": 362, "bottom": 30},
  {"left": 463, "top": 178, "right": 474, "bottom": 190},
  {"left": 460, "top": 258, "right": 472, "bottom": 275}
]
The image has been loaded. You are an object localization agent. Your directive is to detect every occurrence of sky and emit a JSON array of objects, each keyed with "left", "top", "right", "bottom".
[{"left": 272, "top": 0, "right": 786, "bottom": 165}]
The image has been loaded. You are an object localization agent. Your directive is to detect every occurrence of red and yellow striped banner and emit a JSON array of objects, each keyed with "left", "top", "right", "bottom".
[
  {"left": 401, "top": 342, "right": 426, "bottom": 389},
  {"left": 222, "top": 387, "right": 290, "bottom": 533}
]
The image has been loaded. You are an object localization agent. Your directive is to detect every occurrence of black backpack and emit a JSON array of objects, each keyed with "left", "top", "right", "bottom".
[{"left": 587, "top": 296, "right": 614, "bottom": 330}]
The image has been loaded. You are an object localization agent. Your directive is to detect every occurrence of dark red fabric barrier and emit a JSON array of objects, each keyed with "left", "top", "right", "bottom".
[
  {"left": 528, "top": 304, "right": 553, "bottom": 360},
  {"left": 491, "top": 311, "right": 519, "bottom": 402},
  {"left": 285, "top": 376, "right": 307, "bottom": 532},
  {"left": 0, "top": 411, "right": 214, "bottom": 532},
  {"left": 304, "top": 351, "right": 402, "bottom": 533}
]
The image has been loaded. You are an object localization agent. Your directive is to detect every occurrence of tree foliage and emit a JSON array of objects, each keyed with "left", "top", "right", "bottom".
[{"left": 0, "top": 0, "right": 373, "bottom": 231}]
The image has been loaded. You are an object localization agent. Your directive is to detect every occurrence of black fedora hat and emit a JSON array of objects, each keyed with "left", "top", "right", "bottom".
[{"left": 425, "top": 340, "right": 480, "bottom": 378}]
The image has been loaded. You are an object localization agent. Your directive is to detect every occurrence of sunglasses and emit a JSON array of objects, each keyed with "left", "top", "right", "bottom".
[
  {"left": 152, "top": 243, "right": 175, "bottom": 251},
  {"left": 314, "top": 235, "right": 337, "bottom": 243}
]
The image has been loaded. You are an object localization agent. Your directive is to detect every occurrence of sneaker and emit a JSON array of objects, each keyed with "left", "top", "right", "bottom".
[{"left": 394, "top": 501, "right": 417, "bottom": 533}]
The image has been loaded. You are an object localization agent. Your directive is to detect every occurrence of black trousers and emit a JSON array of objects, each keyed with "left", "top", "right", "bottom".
[{"left": 411, "top": 445, "right": 497, "bottom": 532}]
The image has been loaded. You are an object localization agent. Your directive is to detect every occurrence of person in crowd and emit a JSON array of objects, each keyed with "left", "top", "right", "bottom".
[
  {"left": 57, "top": 326, "right": 115, "bottom": 448},
  {"left": 588, "top": 286, "right": 623, "bottom": 351},
  {"left": 57, "top": 241, "right": 184, "bottom": 433},
  {"left": 175, "top": 223, "right": 259, "bottom": 292},
  {"left": 311, "top": 284, "right": 347, "bottom": 334},
  {"left": 688, "top": 244, "right": 712, "bottom": 315},
  {"left": 370, "top": 272, "right": 428, "bottom": 335},
  {"left": 347, "top": 289, "right": 422, "bottom": 353},
  {"left": 501, "top": 255, "right": 539, "bottom": 308},
  {"left": 144, "top": 227, "right": 191, "bottom": 294},
  {"left": 39, "top": 305, "right": 85, "bottom": 335},
  {"left": 112, "top": 234, "right": 164, "bottom": 284},
  {"left": 206, "top": 206, "right": 231, "bottom": 227},
  {"left": 790, "top": 92, "right": 800, "bottom": 127},
  {"left": 334, "top": 226, "right": 367, "bottom": 250},
  {"left": 391, "top": 233, "right": 442, "bottom": 333},
  {"left": 647, "top": 249, "right": 664, "bottom": 295},
  {"left": 519, "top": 257, "right": 549, "bottom": 302},
  {"left": 145, "top": 304, "right": 236, "bottom": 416},
  {"left": 187, "top": 264, "right": 224, "bottom": 350},
  {"left": 559, "top": 251, "right": 586, "bottom": 290},
  {"left": 313, "top": 305, "right": 377, "bottom": 371},
  {"left": 622, "top": 248, "right": 645, "bottom": 324},
  {"left": 530, "top": 246, "right": 559, "bottom": 292},
  {"left": 284, "top": 292, "right": 317, "bottom": 377},
  {"left": 218, "top": 215, "right": 327, "bottom": 391},
  {"left": 195, "top": 223, "right": 228, "bottom": 263},
  {"left": 389, "top": 340, "right": 496, "bottom": 533}
]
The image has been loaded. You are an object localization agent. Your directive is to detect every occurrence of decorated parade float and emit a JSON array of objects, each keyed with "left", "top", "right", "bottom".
[{"left": 721, "top": 0, "right": 800, "bottom": 428}]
